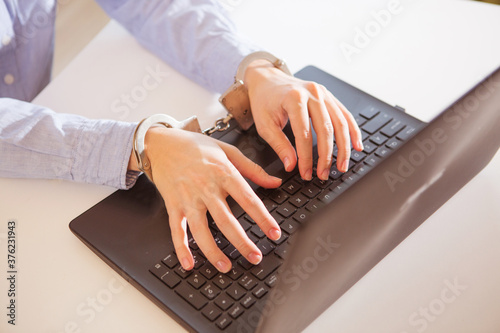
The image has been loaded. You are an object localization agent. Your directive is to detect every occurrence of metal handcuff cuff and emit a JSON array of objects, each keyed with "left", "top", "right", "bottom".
[{"left": 132, "top": 51, "right": 292, "bottom": 182}]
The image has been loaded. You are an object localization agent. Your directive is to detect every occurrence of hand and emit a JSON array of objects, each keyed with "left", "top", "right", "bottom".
[
  {"left": 129, "top": 127, "right": 282, "bottom": 273},
  {"left": 244, "top": 60, "right": 364, "bottom": 181}
]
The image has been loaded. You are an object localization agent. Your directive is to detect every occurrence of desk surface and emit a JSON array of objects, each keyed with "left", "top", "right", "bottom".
[{"left": 1, "top": 1, "right": 500, "bottom": 332}]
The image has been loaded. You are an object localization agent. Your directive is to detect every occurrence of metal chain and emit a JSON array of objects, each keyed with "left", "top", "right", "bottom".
[{"left": 202, "top": 113, "right": 233, "bottom": 136}]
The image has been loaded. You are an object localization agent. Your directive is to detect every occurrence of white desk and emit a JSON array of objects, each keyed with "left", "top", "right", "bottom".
[{"left": 1, "top": 1, "right": 500, "bottom": 332}]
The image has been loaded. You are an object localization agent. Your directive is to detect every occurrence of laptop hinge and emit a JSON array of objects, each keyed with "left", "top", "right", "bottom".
[{"left": 394, "top": 105, "right": 406, "bottom": 112}]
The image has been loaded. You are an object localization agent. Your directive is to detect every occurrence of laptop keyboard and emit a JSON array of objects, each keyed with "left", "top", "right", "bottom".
[{"left": 149, "top": 109, "right": 417, "bottom": 331}]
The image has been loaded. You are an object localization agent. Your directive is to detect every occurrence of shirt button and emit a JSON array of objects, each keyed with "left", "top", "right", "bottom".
[
  {"left": 4, "top": 74, "right": 15, "bottom": 85},
  {"left": 2, "top": 35, "right": 11, "bottom": 46}
]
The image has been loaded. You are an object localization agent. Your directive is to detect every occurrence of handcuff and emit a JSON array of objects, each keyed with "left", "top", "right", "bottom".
[{"left": 132, "top": 51, "right": 292, "bottom": 182}]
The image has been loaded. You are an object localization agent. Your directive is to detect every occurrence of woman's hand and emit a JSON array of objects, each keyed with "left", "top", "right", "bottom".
[
  {"left": 131, "top": 127, "right": 282, "bottom": 273},
  {"left": 244, "top": 60, "right": 364, "bottom": 181}
]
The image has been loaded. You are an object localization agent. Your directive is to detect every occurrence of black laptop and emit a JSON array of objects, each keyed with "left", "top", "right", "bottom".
[{"left": 69, "top": 65, "right": 500, "bottom": 333}]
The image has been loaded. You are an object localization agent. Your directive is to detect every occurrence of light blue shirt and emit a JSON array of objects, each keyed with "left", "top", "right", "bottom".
[{"left": 0, "top": 0, "right": 258, "bottom": 189}]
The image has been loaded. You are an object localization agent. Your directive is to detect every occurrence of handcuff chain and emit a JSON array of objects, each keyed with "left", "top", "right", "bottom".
[{"left": 203, "top": 113, "right": 233, "bottom": 136}]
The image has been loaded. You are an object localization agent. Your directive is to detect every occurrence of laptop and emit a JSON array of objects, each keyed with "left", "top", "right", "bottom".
[{"left": 69, "top": 65, "right": 500, "bottom": 333}]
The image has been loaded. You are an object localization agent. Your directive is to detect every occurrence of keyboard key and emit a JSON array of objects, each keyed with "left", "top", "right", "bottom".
[
  {"left": 215, "top": 293, "right": 233, "bottom": 310},
  {"left": 228, "top": 304, "right": 244, "bottom": 319},
  {"left": 188, "top": 233, "right": 199, "bottom": 251},
  {"left": 239, "top": 274, "right": 258, "bottom": 290},
  {"left": 251, "top": 255, "right": 282, "bottom": 280},
  {"left": 227, "top": 264, "right": 244, "bottom": 280},
  {"left": 202, "top": 303, "right": 222, "bottom": 322},
  {"left": 252, "top": 283, "right": 269, "bottom": 299},
  {"left": 271, "top": 232, "right": 288, "bottom": 246},
  {"left": 262, "top": 198, "right": 278, "bottom": 212},
  {"left": 329, "top": 165, "right": 343, "bottom": 180},
  {"left": 362, "top": 140, "right": 377, "bottom": 154},
  {"left": 192, "top": 252, "right": 205, "bottom": 269},
  {"left": 362, "top": 113, "right": 392, "bottom": 134},
  {"left": 359, "top": 106, "right": 379, "bottom": 119},
  {"left": 161, "top": 254, "right": 179, "bottom": 269},
  {"left": 350, "top": 150, "right": 367, "bottom": 163},
  {"left": 282, "top": 179, "right": 302, "bottom": 195},
  {"left": 354, "top": 115, "right": 367, "bottom": 126},
  {"left": 214, "top": 233, "right": 229, "bottom": 250},
  {"left": 381, "top": 120, "right": 405, "bottom": 137},
  {"left": 250, "top": 225, "right": 266, "bottom": 238},
  {"left": 305, "top": 200, "right": 324, "bottom": 213},
  {"left": 226, "top": 283, "right": 246, "bottom": 301},
  {"left": 241, "top": 294, "right": 257, "bottom": 309},
  {"left": 275, "top": 244, "right": 289, "bottom": 260},
  {"left": 187, "top": 273, "right": 206, "bottom": 289},
  {"left": 318, "top": 190, "right": 336, "bottom": 204},
  {"left": 385, "top": 137, "right": 402, "bottom": 149},
  {"left": 175, "top": 283, "right": 208, "bottom": 310},
  {"left": 175, "top": 265, "right": 192, "bottom": 279},
  {"left": 271, "top": 211, "right": 284, "bottom": 225},
  {"left": 200, "top": 262, "right": 218, "bottom": 280},
  {"left": 301, "top": 183, "right": 321, "bottom": 198},
  {"left": 223, "top": 244, "right": 240, "bottom": 260},
  {"left": 150, "top": 263, "right": 181, "bottom": 288},
  {"left": 238, "top": 216, "right": 252, "bottom": 231},
  {"left": 364, "top": 154, "right": 381, "bottom": 166},
  {"left": 265, "top": 272, "right": 279, "bottom": 288},
  {"left": 269, "top": 188, "right": 289, "bottom": 204},
  {"left": 215, "top": 314, "right": 232, "bottom": 330},
  {"left": 256, "top": 239, "right": 275, "bottom": 256},
  {"left": 282, "top": 219, "right": 300, "bottom": 235},
  {"left": 375, "top": 146, "right": 390, "bottom": 158},
  {"left": 276, "top": 202, "right": 296, "bottom": 218},
  {"left": 313, "top": 177, "right": 333, "bottom": 189},
  {"left": 353, "top": 163, "right": 370, "bottom": 176},
  {"left": 370, "top": 132, "right": 389, "bottom": 146},
  {"left": 341, "top": 172, "right": 359, "bottom": 185},
  {"left": 213, "top": 274, "right": 233, "bottom": 290},
  {"left": 289, "top": 193, "right": 309, "bottom": 208},
  {"left": 201, "top": 283, "right": 221, "bottom": 300},
  {"left": 293, "top": 208, "right": 310, "bottom": 224},
  {"left": 396, "top": 126, "right": 417, "bottom": 141},
  {"left": 330, "top": 180, "right": 348, "bottom": 194},
  {"left": 237, "top": 257, "right": 253, "bottom": 270},
  {"left": 228, "top": 199, "right": 244, "bottom": 219}
]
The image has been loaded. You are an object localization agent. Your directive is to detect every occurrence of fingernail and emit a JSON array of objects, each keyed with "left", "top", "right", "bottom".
[
  {"left": 248, "top": 252, "right": 262, "bottom": 265},
  {"left": 342, "top": 160, "right": 349, "bottom": 173},
  {"left": 269, "top": 228, "right": 281, "bottom": 241},
  {"left": 216, "top": 260, "right": 230, "bottom": 272},
  {"left": 304, "top": 169, "right": 312, "bottom": 181},
  {"left": 358, "top": 139, "right": 364, "bottom": 151},
  {"left": 284, "top": 157, "right": 291, "bottom": 171},
  {"left": 181, "top": 257, "right": 192, "bottom": 270},
  {"left": 321, "top": 169, "right": 329, "bottom": 181}
]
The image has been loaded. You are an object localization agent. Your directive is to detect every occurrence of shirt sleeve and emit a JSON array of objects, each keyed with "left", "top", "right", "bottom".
[
  {"left": 0, "top": 98, "right": 140, "bottom": 189},
  {"left": 94, "top": 0, "right": 260, "bottom": 93}
]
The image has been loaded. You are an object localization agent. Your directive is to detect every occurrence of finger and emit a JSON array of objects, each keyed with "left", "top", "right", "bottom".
[
  {"left": 219, "top": 142, "right": 282, "bottom": 189},
  {"left": 308, "top": 94, "right": 334, "bottom": 181},
  {"left": 331, "top": 94, "right": 364, "bottom": 151},
  {"left": 284, "top": 95, "right": 314, "bottom": 180},
  {"left": 255, "top": 121, "right": 297, "bottom": 173},
  {"left": 186, "top": 210, "right": 232, "bottom": 273},
  {"left": 167, "top": 207, "right": 194, "bottom": 270},
  {"left": 324, "top": 95, "right": 352, "bottom": 173},
  {"left": 205, "top": 197, "right": 263, "bottom": 266},
  {"left": 224, "top": 172, "right": 281, "bottom": 241}
]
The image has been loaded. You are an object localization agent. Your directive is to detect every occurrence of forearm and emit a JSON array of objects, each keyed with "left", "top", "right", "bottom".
[
  {"left": 95, "top": 0, "right": 260, "bottom": 93},
  {"left": 0, "top": 98, "right": 138, "bottom": 189}
]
